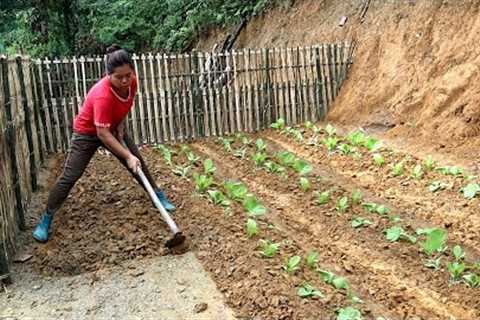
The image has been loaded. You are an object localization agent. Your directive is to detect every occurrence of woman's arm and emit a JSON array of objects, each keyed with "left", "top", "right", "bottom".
[{"left": 97, "top": 127, "right": 140, "bottom": 173}]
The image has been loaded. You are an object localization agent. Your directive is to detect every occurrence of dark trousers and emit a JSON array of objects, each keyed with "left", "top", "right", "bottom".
[{"left": 46, "top": 132, "right": 158, "bottom": 214}]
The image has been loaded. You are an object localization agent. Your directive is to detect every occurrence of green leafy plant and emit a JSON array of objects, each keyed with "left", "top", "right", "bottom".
[
  {"left": 233, "top": 147, "right": 247, "bottom": 159},
  {"left": 255, "top": 138, "right": 266, "bottom": 152},
  {"left": 428, "top": 181, "right": 449, "bottom": 192},
  {"left": 347, "top": 131, "right": 366, "bottom": 147},
  {"left": 246, "top": 218, "right": 258, "bottom": 237},
  {"left": 452, "top": 245, "right": 465, "bottom": 261},
  {"left": 362, "top": 202, "right": 390, "bottom": 216},
  {"left": 411, "top": 164, "right": 423, "bottom": 180},
  {"left": 260, "top": 240, "right": 280, "bottom": 258},
  {"left": 463, "top": 273, "right": 480, "bottom": 288},
  {"left": 423, "top": 155, "right": 435, "bottom": 171},
  {"left": 424, "top": 257, "right": 442, "bottom": 271},
  {"left": 460, "top": 183, "right": 480, "bottom": 199},
  {"left": 437, "top": 166, "right": 463, "bottom": 177},
  {"left": 179, "top": 144, "right": 191, "bottom": 154},
  {"left": 338, "top": 143, "right": 353, "bottom": 155},
  {"left": 243, "top": 195, "right": 267, "bottom": 217},
  {"left": 283, "top": 255, "right": 302, "bottom": 274},
  {"left": 304, "top": 121, "right": 314, "bottom": 130},
  {"left": 186, "top": 151, "right": 200, "bottom": 165},
  {"left": 418, "top": 228, "right": 447, "bottom": 256},
  {"left": 297, "top": 283, "right": 324, "bottom": 298},
  {"left": 299, "top": 177, "right": 311, "bottom": 192},
  {"left": 337, "top": 307, "right": 363, "bottom": 320},
  {"left": 372, "top": 153, "right": 385, "bottom": 166},
  {"left": 192, "top": 172, "right": 213, "bottom": 193},
  {"left": 391, "top": 162, "right": 404, "bottom": 177},
  {"left": 276, "top": 151, "right": 296, "bottom": 167},
  {"left": 291, "top": 129, "right": 304, "bottom": 142},
  {"left": 325, "top": 124, "right": 337, "bottom": 136},
  {"left": 224, "top": 181, "right": 248, "bottom": 201},
  {"left": 218, "top": 137, "right": 234, "bottom": 152},
  {"left": 156, "top": 146, "right": 174, "bottom": 166},
  {"left": 240, "top": 136, "right": 252, "bottom": 146},
  {"left": 323, "top": 136, "right": 339, "bottom": 152},
  {"left": 207, "top": 190, "right": 230, "bottom": 207},
  {"left": 364, "top": 137, "right": 383, "bottom": 152},
  {"left": 351, "top": 217, "right": 373, "bottom": 228},
  {"left": 293, "top": 159, "right": 313, "bottom": 176},
  {"left": 316, "top": 191, "right": 331, "bottom": 205},
  {"left": 447, "top": 261, "right": 465, "bottom": 282},
  {"left": 203, "top": 159, "right": 216, "bottom": 175},
  {"left": 252, "top": 152, "right": 268, "bottom": 167},
  {"left": 264, "top": 161, "right": 285, "bottom": 174},
  {"left": 172, "top": 165, "right": 191, "bottom": 178},
  {"left": 336, "top": 197, "right": 349, "bottom": 213},
  {"left": 305, "top": 251, "right": 319, "bottom": 269},
  {"left": 351, "top": 190, "right": 362, "bottom": 205},
  {"left": 271, "top": 118, "right": 285, "bottom": 130},
  {"left": 385, "top": 226, "right": 416, "bottom": 243},
  {"left": 318, "top": 270, "right": 350, "bottom": 290}
]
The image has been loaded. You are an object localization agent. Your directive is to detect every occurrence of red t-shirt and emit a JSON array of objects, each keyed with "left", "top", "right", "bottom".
[{"left": 73, "top": 75, "right": 137, "bottom": 135}]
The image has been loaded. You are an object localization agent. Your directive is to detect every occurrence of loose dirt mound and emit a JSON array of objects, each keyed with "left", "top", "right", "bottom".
[{"left": 196, "top": 0, "right": 480, "bottom": 163}]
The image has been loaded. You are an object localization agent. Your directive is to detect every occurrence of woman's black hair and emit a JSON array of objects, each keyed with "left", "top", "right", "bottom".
[{"left": 105, "top": 44, "right": 134, "bottom": 75}]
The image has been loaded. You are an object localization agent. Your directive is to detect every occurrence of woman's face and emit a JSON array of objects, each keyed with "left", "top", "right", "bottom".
[{"left": 109, "top": 64, "right": 134, "bottom": 90}]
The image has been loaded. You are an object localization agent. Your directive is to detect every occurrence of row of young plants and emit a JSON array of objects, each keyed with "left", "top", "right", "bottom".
[
  {"left": 269, "top": 119, "right": 480, "bottom": 288},
  {"left": 271, "top": 118, "right": 480, "bottom": 201},
  {"left": 152, "top": 143, "right": 371, "bottom": 320},
  {"left": 214, "top": 134, "right": 405, "bottom": 319}
]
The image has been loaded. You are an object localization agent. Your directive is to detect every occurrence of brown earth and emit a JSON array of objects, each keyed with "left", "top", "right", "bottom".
[{"left": 195, "top": 0, "right": 480, "bottom": 167}]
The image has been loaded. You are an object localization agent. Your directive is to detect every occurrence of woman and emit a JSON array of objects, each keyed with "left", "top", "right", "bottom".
[{"left": 32, "top": 45, "right": 175, "bottom": 243}]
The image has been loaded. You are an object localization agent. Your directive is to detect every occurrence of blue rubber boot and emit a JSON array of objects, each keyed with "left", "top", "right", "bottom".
[
  {"left": 32, "top": 211, "right": 53, "bottom": 243},
  {"left": 155, "top": 190, "right": 176, "bottom": 212}
]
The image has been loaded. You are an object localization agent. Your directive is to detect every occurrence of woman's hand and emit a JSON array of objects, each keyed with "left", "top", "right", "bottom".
[{"left": 127, "top": 154, "right": 141, "bottom": 173}]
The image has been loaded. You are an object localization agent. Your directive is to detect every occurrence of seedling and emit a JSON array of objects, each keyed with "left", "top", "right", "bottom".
[
  {"left": 364, "top": 137, "right": 383, "bottom": 152},
  {"left": 336, "top": 307, "right": 362, "bottom": 320},
  {"left": 351, "top": 190, "right": 362, "bottom": 205},
  {"left": 186, "top": 151, "right": 200, "bottom": 165},
  {"left": 338, "top": 143, "right": 353, "bottom": 155},
  {"left": 276, "top": 151, "right": 296, "bottom": 167},
  {"left": 463, "top": 273, "right": 480, "bottom": 288},
  {"left": 291, "top": 129, "right": 304, "bottom": 142},
  {"left": 385, "top": 226, "right": 416, "bottom": 243},
  {"left": 207, "top": 190, "right": 230, "bottom": 207},
  {"left": 411, "top": 164, "right": 423, "bottom": 180},
  {"left": 224, "top": 181, "right": 248, "bottom": 201},
  {"left": 418, "top": 228, "right": 447, "bottom": 256},
  {"left": 260, "top": 240, "right": 280, "bottom": 258},
  {"left": 452, "top": 245, "right": 465, "bottom": 261},
  {"left": 351, "top": 216, "right": 373, "bottom": 228},
  {"left": 153, "top": 145, "right": 174, "bottom": 166},
  {"left": 293, "top": 159, "right": 313, "bottom": 176},
  {"left": 372, "top": 153, "right": 385, "bottom": 166},
  {"left": 347, "top": 130, "right": 366, "bottom": 147},
  {"left": 391, "top": 162, "right": 404, "bottom": 177},
  {"left": 241, "top": 136, "right": 252, "bottom": 146},
  {"left": 460, "top": 183, "right": 480, "bottom": 199},
  {"left": 297, "top": 283, "right": 324, "bottom": 298},
  {"left": 283, "top": 255, "right": 302, "bottom": 274},
  {"left": 233, "top": 147, "right": 247, "bottom": 159},
  {"left": 316, "top": 191, "right": 331, "bottom": 205},
  {"left": 299, "top": 177, "right": 311, "bottom": 192},
  {"left": 428, "top": 181, "right": 449, "bottom": 192},
  {"left": 312, "top": 125, "right": 322, "bottom": 134},
  {"left": 424, "top": 257, "right": 442, "bottom": 271},
  {"left": 336, "top": 197, "right": 349, "bottom": 213},
  {"left": 218, "top": 137, "right": 234, "bottom": 152},
  {"left": 271, "top": 118, "right": 285, "bottom": 130},
  {"left": 203, "top": 159, "right": 216, "bottom": 175},
  {"left": 172, "top": 165, "right": 191, "bottom": 178},
  {"left": 264, "top": 161, "right": 286, "bottom": 174},
  {"left": 243, "top": 195, "right": 267, "bottom": 217},
  {"left": 437, "top": 166, "right": 463, "bottom": 177},
  {"left": 305, "top": 251, "right": 319, "bottom": 269},
  {"left": 192, "top": 172, "right": 213, "bottom": 193},
  {"left": 179, "top": 144, "right": 191, "bottom": 154},
  {"left": 447, "top": 261, "right": 465, "bottom": 282},
  {"left": 324, "top": 136, "right": 339, "bottom": 152},
  {"left": 325, "top": 124, "right": 337, "bottom": 136},
  {"left": 362, "top": 202, "right": 390, "bottom": 216},
  {"left": 304, "top": 121, "right": 314, "bottom": 130},
  {"left": 246, "top": 219, "right": 258, "bottom": 237},
  {"left": 255, "top": 138, "right": 266, "bottom": 152},
  {"left": 423, "top": 155, "right": 435, "bottom": 171},
  {"left": 252, "top": 152, "right": 268, "bottom": 167}
]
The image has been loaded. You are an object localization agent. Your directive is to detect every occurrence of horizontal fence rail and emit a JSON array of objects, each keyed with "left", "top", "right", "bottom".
[{"left": 0, "top": 43, "right": 354, "bottom": 281}]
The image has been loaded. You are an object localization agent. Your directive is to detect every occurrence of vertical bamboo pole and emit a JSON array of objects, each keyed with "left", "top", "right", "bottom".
[
  {"left": 232, "top": 50, "right": 242, "bottom": 132},
  {"left": 148, "top": 53, "right": 161, "bottom": 143},
  {"left": 45, "top": 58, "right": 62, "bottom": 152},
  {"left": 36, "top": 60, "right": 53, "bottom": 152},
  {"left": 30, "top": 60, "right": 47, "bottom": 159},
  {"left": 198, "top": 52, "right": 210, "bottom": 137},
  {"left": 207, "top": 52, "right": 217, "bottom": 136},
  {"left": 180, "top": 54, "right": 191, "bottom": 140},
  {"left": 163, "top": 53, "right": 175, "bottom": 141},
  {"left": 141, "top": 54, "right": 155, "bottom": 143},
  {"left": 225, "top": 51, "right": 235, "bottom": 134},
  {"left": 243, "top": 48, "right": 252, "bottom": 132},
  {"left": 133, "top": 54, "right": 146, "bottom": 144},
  {"left": 80, "top": 56, "right": 87, "bottom": 98},
  {"left": 187, "top": 52, "right": 197, "bottom": 139},
  {"left": 155, "top": 53, "right": 167, "bottom": 142}
]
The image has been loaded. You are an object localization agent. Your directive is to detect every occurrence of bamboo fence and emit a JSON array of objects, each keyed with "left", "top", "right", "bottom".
[{"left": 0, "top": 43, "right": 353, "bottom": 281}]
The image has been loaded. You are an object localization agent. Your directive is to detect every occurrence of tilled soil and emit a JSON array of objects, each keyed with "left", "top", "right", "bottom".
[{"left": 23, "top": 131, "right": 480, "bottom": 319}]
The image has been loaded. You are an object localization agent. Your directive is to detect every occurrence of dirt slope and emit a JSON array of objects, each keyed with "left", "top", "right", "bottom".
[{"left": 196, "top": 0, "right": 480, "bottom": 166}]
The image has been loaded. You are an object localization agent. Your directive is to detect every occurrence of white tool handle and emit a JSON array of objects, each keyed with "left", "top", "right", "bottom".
[{"left": 137, "top": 167, "right": 181, "bottom": 234}]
